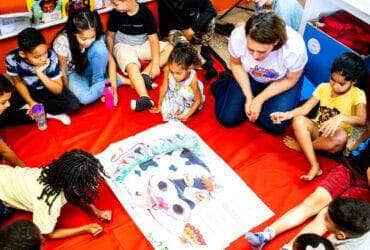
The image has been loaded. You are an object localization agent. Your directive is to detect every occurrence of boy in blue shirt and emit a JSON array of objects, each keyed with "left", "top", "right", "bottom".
[{"left": 2, "top": 28, "right": 79, "bottom": 126}]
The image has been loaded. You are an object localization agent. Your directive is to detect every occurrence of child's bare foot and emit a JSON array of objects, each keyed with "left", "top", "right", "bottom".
[
  {"left": 283, "top": 136, "right": 302, "bottom": 152},
  {"left": 300, "top": 168, "right": 322, "bottom": 182}
]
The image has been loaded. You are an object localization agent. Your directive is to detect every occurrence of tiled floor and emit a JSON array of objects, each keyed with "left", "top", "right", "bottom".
[{"left": 210, "top": 8, "right": 252, "bottom": 66}]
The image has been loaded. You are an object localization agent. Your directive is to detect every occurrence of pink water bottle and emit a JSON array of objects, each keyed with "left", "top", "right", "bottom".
[{"left": 104, "top": 80, "right": 114, "bottom": 109}]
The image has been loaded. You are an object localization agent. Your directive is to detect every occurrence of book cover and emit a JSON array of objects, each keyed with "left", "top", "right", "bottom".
[{"left": 26, "top": 0, "right": 68, "bottom": 25}]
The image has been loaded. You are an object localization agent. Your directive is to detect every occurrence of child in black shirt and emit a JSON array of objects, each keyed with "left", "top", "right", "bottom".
[{"left": 107, "top": 0, "right": 173, "bottom": 111}]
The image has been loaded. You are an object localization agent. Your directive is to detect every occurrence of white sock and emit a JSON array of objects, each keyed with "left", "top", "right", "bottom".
[
  {"left": 263, "top": 227, "right": 276, "bottom": 240},
  {"left": 130, "top": 99, "right": 136, "bottom": 110},
  {"left": 46, "top": 113, "right": 71, "bottom": 125},
  {"left": 151, "top": 82, "right": 158, "bottom": 89}
]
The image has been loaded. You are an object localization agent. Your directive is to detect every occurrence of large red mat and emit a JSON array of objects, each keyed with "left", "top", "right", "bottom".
[{"left": 0, "top": 58, "right": 337, "bottom": 249}]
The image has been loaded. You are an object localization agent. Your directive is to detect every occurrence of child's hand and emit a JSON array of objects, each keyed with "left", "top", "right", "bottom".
[
  {"left": 270, "top": 112, "right": 291, "bottom": 124},
  {"left": 150, "top": 106, "right": 161, "bottom": 113},
  {"left": 27, "top": 102, "right": 40, "bottom": 119},
  {"left": 320, "top": 114, "right": 343, "bottom": 137},
  {"left": 176, "top": 113, "right": 189, "bottom": 121},
  {"left": 83, "top": 223, "right": 103, "bottom": 236},
  {"left": 113, "top": 89, "right": 119, "bottom": 106},
  {"left": 35, "top": 58, "right": 50, "bottom": 73},
  {"left": 95, "top": 209, "right": 112, "bottom": 222}
]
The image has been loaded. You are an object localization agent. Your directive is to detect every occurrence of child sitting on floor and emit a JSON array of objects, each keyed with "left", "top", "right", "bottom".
[
  {"left": 246, "top": 136, "right": 370, "bottom": 250},
  {"left": 53, "top": 4, "right": 128, "bottom": 105},
  {"left": 270, "top": 52, "right": 367, "bottom": 181},
  {"left": 150, "top": 43, "right": 205, "bottom": 121},
  {"left": 0, "top": 150, "right": 112, "bottom": 239},
  {"left": 0, "top": 75, "right": 25, "bottom": 167},
  {"left": 0, "top": 220, "right": 41, "bottom": 250},
  {"left": 3, "top": 28, "right": 80, "bottom": 126},
  {"left": 106, "top": 0, "right": 173, "bottom": 111}
]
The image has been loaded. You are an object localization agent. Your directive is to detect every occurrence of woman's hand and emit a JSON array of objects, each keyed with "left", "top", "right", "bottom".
[
  {"left": 270, "top": 112, "right": 292, "bottom": 124},
  {"left": 320, "top": 114, "right": 343, "bottom": 137},
  {"left": 249, "top": 97, "right": 264, "bottom": 122},
  {"left": 244, "top": 98, "right": 252, "bottom": 121}
]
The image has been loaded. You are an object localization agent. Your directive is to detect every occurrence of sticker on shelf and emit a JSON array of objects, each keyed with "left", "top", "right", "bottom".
[{"left": 307, "top": 38, "right": 321, "bottom": 55}]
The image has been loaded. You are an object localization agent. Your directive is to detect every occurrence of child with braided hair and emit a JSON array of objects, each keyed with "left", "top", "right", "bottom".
[{"left": 0, "top": 149, "right": 111, "bottom": 239}]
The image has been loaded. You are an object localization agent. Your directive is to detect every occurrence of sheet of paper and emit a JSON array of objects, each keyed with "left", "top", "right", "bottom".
[{"left": 97, "top": 122, "right": 274, "bottom": 249}]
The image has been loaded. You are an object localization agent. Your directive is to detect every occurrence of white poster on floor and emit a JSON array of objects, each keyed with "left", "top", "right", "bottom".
[{"left": 97, "top": 122, "right": 274, "bottom": 249}]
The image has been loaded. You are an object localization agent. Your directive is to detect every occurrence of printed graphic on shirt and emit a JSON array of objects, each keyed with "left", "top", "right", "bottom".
[
  {"left": 316, "top": 106, "right": 340, "bottom": 127},
  {"left": 249, "top": 65, "right": 279, "bottom": 82}
]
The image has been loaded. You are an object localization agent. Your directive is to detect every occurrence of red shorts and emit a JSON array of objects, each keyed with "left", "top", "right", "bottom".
[{"left": 319, "top": 164, "right": 370, "bottom": 202}]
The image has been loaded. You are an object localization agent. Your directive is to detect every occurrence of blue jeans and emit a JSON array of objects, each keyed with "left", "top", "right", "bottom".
[
  {"left": 0, "top": 199, "right": 14, "bottom": 223},
  {"left": 273, "top": 0, "right": 303, "bottom": 31},
  {"left": 68, "top": 39, "right": 122, "bottom": 105},
  {"left": 212, "top": 74, "right": 303, "bottom": 134}
]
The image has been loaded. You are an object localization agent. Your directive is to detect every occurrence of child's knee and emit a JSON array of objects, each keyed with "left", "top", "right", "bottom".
[
  {"left": 126, "top": 63, "right": 141, "bottom": 76},
  {"left": 328, "top": 129, "right": 348, "bottom": 153},
  {"left": 292, "top": 115, "right": 308, "bottom": 129},
  {"left": 303, "top": 187, "right": 332, "bottom": 213},
  {"left": 89, "top": 40, "right": 108, "bottom": 58}
]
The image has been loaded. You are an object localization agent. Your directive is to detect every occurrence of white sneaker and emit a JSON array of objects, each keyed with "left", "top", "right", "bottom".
[
  {"left": 19, "top": 104, "right": 30, "bottom": 110},
  {"left": 46, "top": 113, "right": 71, "bottom": 125}
]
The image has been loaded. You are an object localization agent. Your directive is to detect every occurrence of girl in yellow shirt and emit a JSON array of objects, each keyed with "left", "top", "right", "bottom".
[{"left": 270, "top": 52, "right": 367, "bottom": 181}]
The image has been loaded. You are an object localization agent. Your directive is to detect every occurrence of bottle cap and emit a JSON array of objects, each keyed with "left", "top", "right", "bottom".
[
  {"left": 31, "top": 103, "right": 44, "bottom": 114},
  {"left": 105, "top": 79, "right": 112, "bottom": 87}
]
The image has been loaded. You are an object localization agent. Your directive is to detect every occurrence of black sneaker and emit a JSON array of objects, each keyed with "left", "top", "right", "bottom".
[
  {"left": 202, "top": 60, "right": 218, "bottom": 80},
  {"left": 142, "top": 73, "right": 158, "bottom": 89},
  {"left": 168, "top": 29, "right": 188, "bottom": 46},
  {"left": 215, "top": 23, "right": 235, "bottom": 36},
  {"left": 130, "top": 96, "right": 154, "bottom": 111}
]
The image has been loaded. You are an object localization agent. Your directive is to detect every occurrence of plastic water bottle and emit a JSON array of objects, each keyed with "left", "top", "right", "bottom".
[
  {"left": 31, "top": 103, "right": 47, "bottom": 130},
  {"left": 104, "top": 80, "right": 114, "bottom": 109}
]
